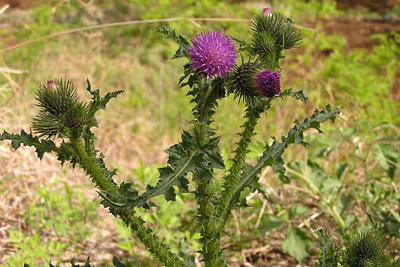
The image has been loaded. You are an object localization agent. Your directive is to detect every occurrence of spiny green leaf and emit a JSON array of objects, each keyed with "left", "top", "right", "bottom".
[
  {"left": 316, "top": 229, "right": 341, "bottom": 267},
  {"left": 57, "top": 141, "right": 78, "bottom": 166},
  {"left": 231, "top": 105, "right": 340, "bottom": 206},
  {"left": 108, "top": 131, "right": 224, "bottom": 209},
  {"left": 86, "top": 79, "right": 123, "bottom": 121},
  {"left": 0, "top": 130, "right": 58, "bottom": 160},
  {"left": 279, "top": 88, "right": 308, "bottom": 103},
  {"left": 116, "top": 131, "right": 199, "bottom": 208},
  {"left": 155, "top": 25, "right": 190, "bottom": 59},
  {"left": 233, "top": 38, "right": 252, "bottom": 53}
]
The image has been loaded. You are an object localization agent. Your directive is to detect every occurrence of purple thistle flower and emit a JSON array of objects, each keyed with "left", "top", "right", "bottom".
[
  {"left": 254, "top": 70, "right": 281, "bottom": 98},
  {"left": 188, "top": 31, "right": 237, "bottom": 77}
]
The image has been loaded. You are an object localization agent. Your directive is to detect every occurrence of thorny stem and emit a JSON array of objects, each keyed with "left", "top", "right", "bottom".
[
  {"left": 217, "top": 104, "right": 265, "bottom": 230},
  {"left": 193, "top": 84, "right": 226, "bottom": 267},
  {"left": 69, "top": 133, "right": 186, "bottom": 267}
]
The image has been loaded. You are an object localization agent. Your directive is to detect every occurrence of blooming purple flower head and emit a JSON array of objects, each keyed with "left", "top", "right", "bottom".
[
  {"left": 188, "top": 31, "right": 237, "bottom": 77},
  {"left": 254, "top": 70, "right": 281, "bottom": 98}
]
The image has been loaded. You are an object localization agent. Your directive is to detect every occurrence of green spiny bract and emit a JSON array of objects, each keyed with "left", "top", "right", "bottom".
[
  {"left": 344, "top": 229, "right": 392, "bottom": 267},
  {"left": 317, "top": 228, "right": 399, "bottom": 267},
  {"left": 230, "top": 62, "right": 263, "bottom": 104},
  {"left": 251, "top": 12, "right": 302, "bottom": 51},
  {"left": 32, "top": 79, "right": 90, "bottom": 138},
  {"left": 251, "top": 12, "right": 302, "bottom": 69}
]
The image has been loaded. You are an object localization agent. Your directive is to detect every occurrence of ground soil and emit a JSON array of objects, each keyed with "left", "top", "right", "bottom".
[
  {"left": 336, "top": 0, "right": 396, "bottom": 14},
  {"left": 0, "top": 0, "right": 37, "bottom": 9}
]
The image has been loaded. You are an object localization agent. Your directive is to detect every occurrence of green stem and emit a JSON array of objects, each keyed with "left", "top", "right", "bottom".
[
  {"left": 119, "top": 210, "right": 187, "bottom": 267},
  {"left": 217, "top": 105, "right": 264, "bottom": 229},
  {"left": 70, "top": 134, "right": 186, "bottom": 267},
  {"left": 195, "top": 174, "right": 226, "bottom": 267}
]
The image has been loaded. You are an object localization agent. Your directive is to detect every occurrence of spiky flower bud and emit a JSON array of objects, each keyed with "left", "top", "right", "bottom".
[
  {"left": 231, "top": 63, "right": 281, "bottom": 104},
  {"left": 36, "top": 79, "right": 78, "bottom": 117},
  {"left": 251, "top": 12, "right": 302, "bottom": 67},
  {"left": 32, "top": 79, "right": 89, "bottom": 138},
  {"left": 188, "top": 31, "right": 237, "bottom": 78}
]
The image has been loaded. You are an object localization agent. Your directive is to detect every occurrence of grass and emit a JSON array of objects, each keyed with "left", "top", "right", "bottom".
[{"left": 0, "top": 0, "right": 399, "bottom": 266}]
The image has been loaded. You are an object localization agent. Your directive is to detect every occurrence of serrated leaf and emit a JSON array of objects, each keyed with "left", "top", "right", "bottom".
[
  {"left": 232, "top": 105, "right": 340, "bottom": 206},
  {"left": 120, "top": 131, "right": 199, "bottom": 208},
  {"left": 117, "top": 130, "right": 224, "bottom": 208},
  {"left": 57, "top": 141, "right": 78, "bottom": 166},
  {"left": 202, "top": 136, "right": 225, "bottom": 170},
  {"left": 316, "top": 229, "right": 341, "bottom": 267},
  {"left": 154, "top": 25, "right": 190, "bottom": 59},
  {"left": 233, "top": 38, "right": 252, "bottom": 52},
  {"left": 0, "top": 130, "right": 58, "bottom": 160},
  {"left": 279, "top": 88, "right": 308, "bottom": 103},
  {"left": 282, "top": 227, "right": 314, "bottom": 263},
  {"left": 86, "top": 79, "right": 123, "bottom": 120}
]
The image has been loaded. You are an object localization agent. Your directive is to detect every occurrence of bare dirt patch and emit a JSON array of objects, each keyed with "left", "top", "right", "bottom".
[{"left": 336, "top": 0, "right": 396, "bottom": 14}]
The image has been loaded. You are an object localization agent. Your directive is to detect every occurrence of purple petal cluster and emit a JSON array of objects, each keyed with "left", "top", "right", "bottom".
[
  {"left": 188, "top": 31, "right": 237, "bottom": 77},
  {"left": 47, "top": 80, "right": 55, "bottom": 87},
  {"left": 263, "top": 6, "right": 272, "bottom": 16},
  {"left": 255, "top": 70, "right": 281, "bottom": 98}
]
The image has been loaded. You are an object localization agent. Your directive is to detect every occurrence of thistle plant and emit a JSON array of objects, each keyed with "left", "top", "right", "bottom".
[
  {"left": 317, "top": 226, "right": 400, "bottom": 267},
  {"left": 1, "top": 10, "right": 343, "bottom": 267}
]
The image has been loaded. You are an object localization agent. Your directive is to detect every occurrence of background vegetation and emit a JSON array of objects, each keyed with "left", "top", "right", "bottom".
[{"left": 0, "top": 0, "right": 399, "bottom": 266}]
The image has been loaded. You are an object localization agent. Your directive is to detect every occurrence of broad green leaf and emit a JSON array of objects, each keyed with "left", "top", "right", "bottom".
[
  {"left": 259, "top": 215, "right": 286, "bottom": 234},
  {"left": 289, "top": 203, "right": 309, "bottom": 219},
  {"left": 343, "top": 213, "right": 357, "bottom": 231},
  {"left": 282, "top": 227, "right": 314, "bottom": 263},
  {"left": 336, "top": 194, "right": 353, "bottom": 214},
  {"left": 321, "top": 178, "right": 341, "bottom": 194},
  {"left": 375, "top": 144, "right": 398, "bottom": 179}
]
